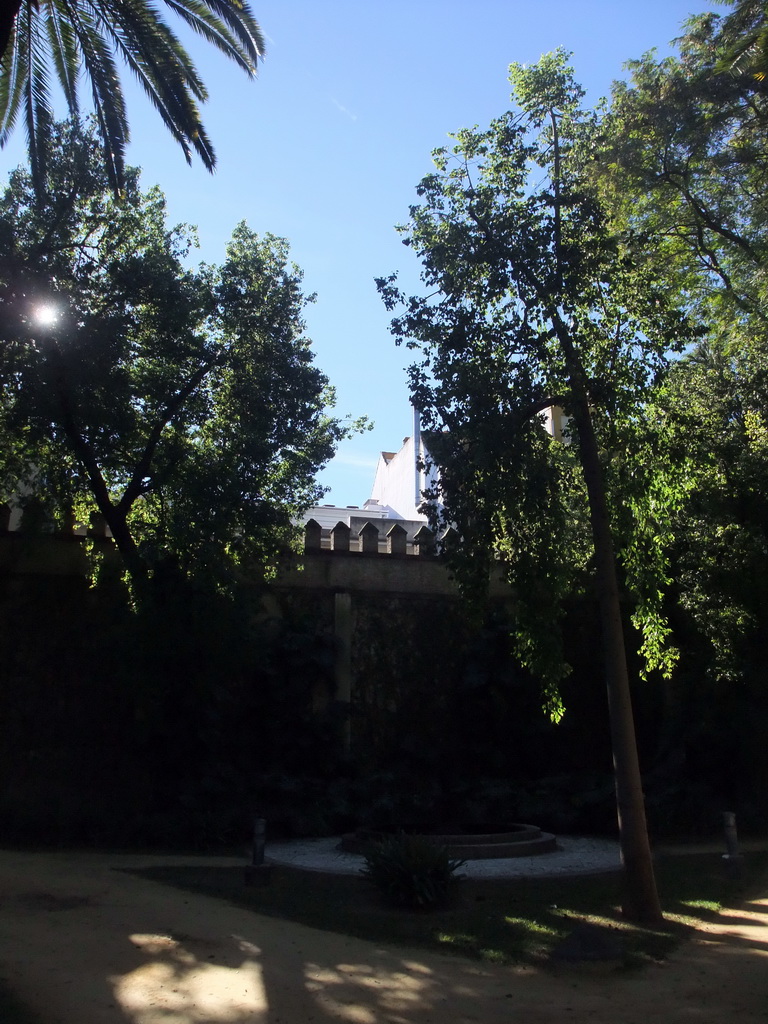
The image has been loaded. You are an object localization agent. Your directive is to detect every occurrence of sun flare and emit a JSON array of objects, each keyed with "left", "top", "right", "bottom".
[{"left": 34, "top": 304, "right": 59, "bottom": 326}]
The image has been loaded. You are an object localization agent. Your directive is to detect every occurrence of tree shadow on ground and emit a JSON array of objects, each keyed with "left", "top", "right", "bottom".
[
  {"left": 131, "top": 849, "right": 768, "bottom": 968},
  {"left": 1, "top": 848, "right": 768, "bottom": 1024}
]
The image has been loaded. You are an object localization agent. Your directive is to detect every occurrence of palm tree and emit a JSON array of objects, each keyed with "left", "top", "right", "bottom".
[
  {"left": 0, "top": 0, "right": 265, "bottom": 192},
  {"left": 716, "top": 0, "right": 768, "bottom": 83}
]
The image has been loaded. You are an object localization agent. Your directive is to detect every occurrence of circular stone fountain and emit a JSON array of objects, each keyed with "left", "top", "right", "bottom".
[{"left": 340, "top": 823, "right": 557, "bottom": 859}]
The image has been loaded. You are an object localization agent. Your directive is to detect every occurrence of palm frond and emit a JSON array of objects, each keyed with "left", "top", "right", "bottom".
[
  {"left": 191, "top": 0, "right": 264, "bottom": 63},
  {"left": 25, "top": 0, "right": 56, "bottom": 191},
  {"left": 95, "top": 0, "right": 209, "bottom": 100},
  {"left": 0, "top": 0, "right": 265, "bottom": 193},
  {"left": 716, "top": 0, "right": 768, "bottom": 81},
  {"left": 117, "top": 45, "right": 216, "bottom": 170},
  {"left": 163, "top": 0, "right": 264, "bottom": 73},
  {"left": 44, "top": 2, "right": 80, "bottom": 112},
  {"left": 62, "top": 2, "right": 129, "bottom": 191},
  {"left": 0, "top": 8, "right": 28, "bottom": 146},
  {"left": 93, "top": 0, "right": 216, "bottom": 170}
]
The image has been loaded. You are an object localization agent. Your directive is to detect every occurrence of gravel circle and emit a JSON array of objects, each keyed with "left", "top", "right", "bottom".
[{"left": 266, "top": 835, "right": 622, "bottom": 878}]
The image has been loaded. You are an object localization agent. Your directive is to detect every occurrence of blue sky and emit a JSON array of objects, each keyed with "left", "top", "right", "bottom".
[{"left": 2, "top": 0, "right": 715, "bottom": 506}]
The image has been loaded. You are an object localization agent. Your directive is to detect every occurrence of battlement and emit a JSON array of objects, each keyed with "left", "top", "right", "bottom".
[{"left": 302, "top": 517, "right": 456, "bottom": 557}]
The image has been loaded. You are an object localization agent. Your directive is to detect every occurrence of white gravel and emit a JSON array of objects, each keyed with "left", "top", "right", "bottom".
[{"left": 266, "top": 835, "right": 622, "bottom": 879}]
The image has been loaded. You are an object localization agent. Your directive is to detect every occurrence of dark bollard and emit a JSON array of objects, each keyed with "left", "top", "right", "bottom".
[
  {"left": 253, "top": 817, "right": 266, "bottom": 864},
  {"left": 244, "top": 816, "right": 273, "bottom": 886},
  {"left": 722, "top": 811, "right": 744, "bottom": 880}
]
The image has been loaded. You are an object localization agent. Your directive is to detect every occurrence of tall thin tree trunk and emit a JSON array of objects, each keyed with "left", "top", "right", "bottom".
[
  {"left": 570, "top": 384, "right": 663, "bottom": 924},
  {"left": 545, "top": 107, "right": 661, "bottom": 924}
]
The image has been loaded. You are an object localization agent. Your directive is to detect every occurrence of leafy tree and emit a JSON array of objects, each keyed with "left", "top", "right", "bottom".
[
  {"left": 378, "top": 52, "right": 694, "bottom": 923},
  {"left": 716, "top": 0, "right": 768, "bottom": 82},
  {"left": 0, "top": 122, "right": 353, "bottom": 588},
  {"left": 651, "top": 347, "right": 768, "bottom": 681},
  {"left": 600, "top": 4, "right": 768, "bottom": 353},
  {"left": 599, "top": 2, "right": 768, "bottom": 678},
  {"left": 0, "top": 0, "right": 264, "bottom": 192}
]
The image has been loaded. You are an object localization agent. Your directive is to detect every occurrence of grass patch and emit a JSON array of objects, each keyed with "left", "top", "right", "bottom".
[{"left": 127, "top": 848, "right": 768, "bottom": 968}]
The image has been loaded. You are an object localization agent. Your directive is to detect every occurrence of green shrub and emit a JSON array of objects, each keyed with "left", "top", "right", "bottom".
[{"left": 360, "top": 832, "right": 466, "bottom": 909}]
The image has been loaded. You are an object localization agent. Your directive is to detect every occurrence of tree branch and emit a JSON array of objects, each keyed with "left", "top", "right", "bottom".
[{"left": 115, "top": 354, "right": 218, "bottom": 515}]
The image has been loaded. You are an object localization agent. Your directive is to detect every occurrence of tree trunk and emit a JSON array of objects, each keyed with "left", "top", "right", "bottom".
[
  {"left": 51, "top": 344, "right": 150, "bottom": 592},
  {"left": 570, "top": 386, "right": 663, "bottom": 924},
  {"left": 543, "top": 108, "right": 661, "bottom": 922},
  {"left": 99, "top": 504, "right": 150, "bottom": 591}
]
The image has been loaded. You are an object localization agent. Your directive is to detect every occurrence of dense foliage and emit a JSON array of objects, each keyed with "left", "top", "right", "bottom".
[
  {"left": 0, "top": 123, "right": 353, "bottom": 586},
  {"left": 380, "top": 54, "right": 692, "bottom": 700},
  {"left": 598, "top": 1, "right": 768, "bottom": 680},
  {"left": 602, "top": 5, "right": 768, "bottom": 349}
]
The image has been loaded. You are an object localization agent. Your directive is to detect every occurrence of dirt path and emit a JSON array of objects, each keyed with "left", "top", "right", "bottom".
[{"left": 0, "top": 849, "right": 767, "bottom": 1023}]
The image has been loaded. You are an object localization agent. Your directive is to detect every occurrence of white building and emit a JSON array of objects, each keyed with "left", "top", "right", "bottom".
[
  {"left": 302, "top": 405, "right": 568, "bottom": 551},
  {"left": 303, "top": 408, "right": 439, "bottom": 549}
]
